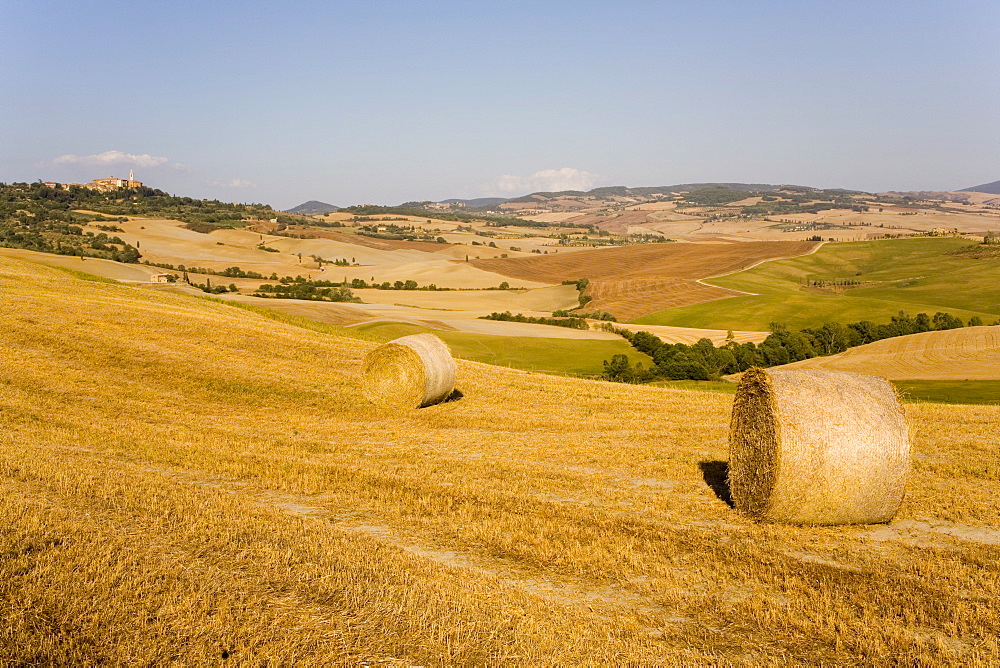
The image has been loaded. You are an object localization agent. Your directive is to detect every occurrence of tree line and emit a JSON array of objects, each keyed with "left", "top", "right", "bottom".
[
  {"left": 603, "top": 311, "right": 993, "bottom": 383},
  {"left": 480, "top": 311, "right": 590, "bottom": 330}
]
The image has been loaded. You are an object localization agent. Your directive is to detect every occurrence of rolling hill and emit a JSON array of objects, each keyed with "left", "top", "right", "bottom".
[
  {"left": 960, "top": 180, "right": 1000, "bottom": 195},
  {"left": 471, "top": 240, "right": 818, "bottom": 320},
  {"left": 2, "top": 254, "right": 1000, "bottom": 663},
  {"left": 635, "top": 238, "right": 1000, "bottom": 330},
  {"left": 285, "top": 200, "right": 341, "bottom": 215},
  {"left": 778, "top": 326, "right": 1000, "bottom": 381}
]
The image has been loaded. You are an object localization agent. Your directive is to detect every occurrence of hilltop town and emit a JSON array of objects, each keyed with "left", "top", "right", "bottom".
[{"left": 42, "top": 169, "right": 144, "bottom": 192}]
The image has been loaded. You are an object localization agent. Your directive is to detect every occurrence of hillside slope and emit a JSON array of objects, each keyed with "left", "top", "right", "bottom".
[
  {"left": 471, "top": 241, "right": 818, "bottom": 319},
  {"left": 960, "top": 180, "right": 1000, "bottom": 195},
  {"left": 285, "top": 200, "right": 340, "bottom": 214},
  {"left": 1, "top": 256, "right": 999, "bottom": 664},
  {"left": 636, "top": 238, "right": 1000, "bottom": 330},
  {"left": 779, "top": 326, "right": 1000, "bottom": 380}
]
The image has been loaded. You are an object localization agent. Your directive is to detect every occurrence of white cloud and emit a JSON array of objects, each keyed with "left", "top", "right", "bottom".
[
  {"left": 52, "top": 150, "right": 170, "bottom": 168},
  {"left": 485, "top": 167, "right": 599, "bottom": 196},
  {"left": 214, "top": 178, "right": 256, "bottom": 188}
]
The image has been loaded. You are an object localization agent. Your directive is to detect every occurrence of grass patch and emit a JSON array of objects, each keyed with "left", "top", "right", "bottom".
[
  {"left": 196, "top": 296, "right": 380, "bottom": 342},
  {"left": 353, "top": 321, "right": 651, "bottom": 376},
  {"left": 647, "top": 379, "right": 738, "bottom": 394},
  {"left": 634, "top": 238, "right": 1000, "bottom": 330},
  {"left": 49, "top": 265, "right": 122, "bottom": 284},
  {"left": 893, "top": 380, "right": 1000, "bottom": 405}
]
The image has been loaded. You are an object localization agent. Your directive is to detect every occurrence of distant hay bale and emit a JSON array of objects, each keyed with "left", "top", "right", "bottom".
[
  {"left": 361, "top": 333, "right": 457, "bottom": 408},
  {"left": 728, "top": 367, "right": 910, "bottom": 525}
]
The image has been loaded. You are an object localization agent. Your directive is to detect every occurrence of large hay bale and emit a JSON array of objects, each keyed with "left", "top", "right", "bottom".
[
  {"left": 361, "top": 333, "right": 457, "bottom": 408},
  {"left": 728, "top": 367, "right": 910, "bottom": 525}
]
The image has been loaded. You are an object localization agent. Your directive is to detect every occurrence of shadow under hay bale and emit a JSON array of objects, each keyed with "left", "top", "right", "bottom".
[
  {"left": 699, "top": 460, "right": 733, "bottom": 507},
  {"left": 361, "top": 333, "right": 458, "bottom": 409},
  {"left": 728, "top": 367, "right": 910, "bottom": 526}
]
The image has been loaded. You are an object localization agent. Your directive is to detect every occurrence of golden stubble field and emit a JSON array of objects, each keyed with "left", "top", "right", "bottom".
[
  {"left": 781, "top": 326, "right": 1000, "bottom": 380},
  {"left": 2, "top": 256, "right": 999, "bottom": 664}
]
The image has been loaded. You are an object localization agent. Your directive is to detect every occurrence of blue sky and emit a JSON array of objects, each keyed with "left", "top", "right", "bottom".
[{"left": 2, "top": 0, "right": 997, "bottom": 208}]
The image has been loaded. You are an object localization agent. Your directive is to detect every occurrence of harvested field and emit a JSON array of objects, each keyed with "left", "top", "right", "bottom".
[
  {"left": 3, "top": 255, "right": 1000, "bottom": 664},
  {"left": 0, "top": 247, "right": 160, "bottom": 282},
  {"left": 568, "top": 211, "right": 659, "bottom": 234},
  {"left": 613, "top": 323, "right": 770, "bottom": 345},
  {"left": 197, "top": 291, "right": 372, "bottom": 326},
  {"left": 286, "top": 229, "right": 451, "bottom": 253},
  {"left": 471, "top": 241, "right": 818, "bottom": 319},
  {"left": 106, "top": 218, "right": 309, "bottom": 276},
  {"left": 264, "top": 237, "right": 430, "bottom": 266},
  {"left": 585, "top": 278, "right": 744, "bottom": 321},
  {"left": 470, "top": 241, "right": 819, "bottom": 284},
  {"left": 637, "top": 238, "right": 1000, "bottom": 331},
  {"left": 779, "top": 326, "right": 1000, "bottom": 380},
  {"left": 355, "top": 284, "right": 580, "bottom": 313},
  {"left": 315, "top": 259, "right": 551, "bottom": 290}
]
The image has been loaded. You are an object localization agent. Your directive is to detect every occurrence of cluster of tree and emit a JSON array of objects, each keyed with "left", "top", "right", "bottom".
[
  {"left": 144, "top": 262, "right": 273, "bottom": 280},
  {"left": 668, "top": 185, "right": 870, "bottom": 216},
  {"left": 744, "top": 200, "right": 867, "bottom": 216},
  {"left": 253, "top": 283, "right": 358, "bottom": 302},
  {"left": 191, "top": 278, "right": 239, "bottom": 294},
  {"left": 551, "top": 309, "right": 617, "bottom": 321},
  {"left": 677, "top": 188, "right": 751, "bottom": 206},
  {"left": 949, "top": 235, "right": 1000, "bottom": 259},
  {"left": 354, "top": 223, "right": 448, "bottom": 243},
  {"left": 479, "top": 311, "right": 590, "bottom": 330},
  {"left": 7, "top": 181, "right": 287, "bottom": 228},
  {"left": 344, "top": 277, "right": 451, "bottom": 291},
  {"left": 0, "top": 213, "right": 141, "bottom": 263},
  {"left": 0, "top": 181, "right": 298, "bottom": 260},
  {"left": 604, "top": 310, "right": 987, "bottom": 383},
  {"left": 340, "top": 205, "right": 543, "bottom": 229},
  {"left": 561, "top": 278, "right": 593, "bottom": 307}
]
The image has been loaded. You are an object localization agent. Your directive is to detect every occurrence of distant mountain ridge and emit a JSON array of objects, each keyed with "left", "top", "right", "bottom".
[
  {"left": 504, "top": 183, "right": 793, "bottom": 204},
  {"left": 295, "top": 182, "right": 867, "bottom": 213},
  {"left": 413, "top": 183, "right": 821, "bottom": 211},
  {"left": 285, "top": 200, "right": 340, "bottom": 215},
  {"left": 440, "top": 197, "right": 509, "bottom": 209},
  {"left": 960, "top": 180, "right": 1000, "bottom": 195}
]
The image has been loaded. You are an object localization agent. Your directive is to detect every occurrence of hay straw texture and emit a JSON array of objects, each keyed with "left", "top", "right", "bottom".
[
  {"left": 728, "top": 367, "right": 910, "bottom": 525},
  {"left": 362, "top": 334, "right": 457, "bottom": 408}
]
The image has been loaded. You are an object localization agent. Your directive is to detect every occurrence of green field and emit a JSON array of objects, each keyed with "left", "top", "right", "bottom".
[
  {"left": 352, "top": 322, "right": 652, "bottom": 376},
  {"left": 644, "top": 378, "right": 998, "bottom": 405},
  {"left": 647, "top": 379, "right": 738, "bottom": 394},
  {"left": 893, "top": 380, "right": 1000, "bottom": 406},
  {"left": 633, "top": 238, "right": 1000, "bottom": 331}
]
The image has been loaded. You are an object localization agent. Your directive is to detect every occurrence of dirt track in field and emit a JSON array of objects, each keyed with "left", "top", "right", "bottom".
[
  {"left": 470, "top": 241, "right": 818, "bottom": 319},
  {"left": 584, "top": 278, "right": 742, "bottom": 321}
]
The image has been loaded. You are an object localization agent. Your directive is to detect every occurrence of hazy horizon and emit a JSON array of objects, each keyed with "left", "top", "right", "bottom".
[{"left": 2, "top": 0, "right": 997, "bottom": 209}]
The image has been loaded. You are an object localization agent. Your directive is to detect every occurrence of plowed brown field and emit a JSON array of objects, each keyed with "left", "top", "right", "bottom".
[
  {"left": 288, "top": 229, "right": 449, "bottom": 253},
  {"left": 584, "top": 278, "right": 742, "bottom": 321},
  {"left": 470, "top": 241, "right": 818, "bottom": 319}
]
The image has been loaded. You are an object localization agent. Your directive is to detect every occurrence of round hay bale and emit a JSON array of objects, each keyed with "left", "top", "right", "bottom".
[
  {"left": 728, "top": 367, "right": 910, "bottom": 525},
  {"left": 361, "top": 333, "right": 457, "bottom": 408}
]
